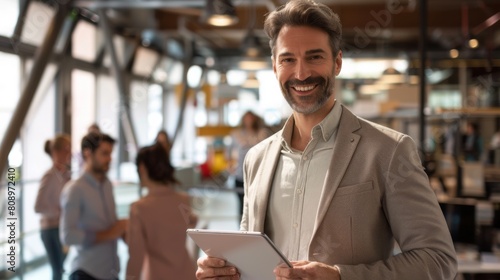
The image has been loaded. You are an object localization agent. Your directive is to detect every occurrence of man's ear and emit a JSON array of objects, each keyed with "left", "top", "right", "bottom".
[
  {"left": 335, "top": 50, "right": 343, "bottom": 76},
  {"left": 82, "top": 148, "right": 91, "bottom": 161}
]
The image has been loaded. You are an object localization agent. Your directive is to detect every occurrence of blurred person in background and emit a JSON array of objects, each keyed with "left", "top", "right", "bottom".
[
  {"left": 155, "top": 130, "right": 172, "bottom": 153},
  {"left": 463, "top": 122, "right": 483, "bottom": 162},
  {"left": 126, "top": 143, "right": 198, "bottom": 280},
  {"left": 488, "top": 128, "right": 500, "bottom": 165},
  {"left": 35, "top": 134, "right": 71, "bottom": 280},
  {"left": 87, "top": 123, "right": 101, "bottom": 134},
  {"left": 60, "top": 132, "right": 127, "bottom": 280},
  {"left": 226, "top": 111, "right": 270, "bottom": 218},
  {"left": 490, "top": 130, "right": 500, "bottom": 150}
]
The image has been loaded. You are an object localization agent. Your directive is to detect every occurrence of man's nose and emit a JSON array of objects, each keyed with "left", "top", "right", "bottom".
[{"left": 294, "top": 60, "right": 311, "bottom": 81}]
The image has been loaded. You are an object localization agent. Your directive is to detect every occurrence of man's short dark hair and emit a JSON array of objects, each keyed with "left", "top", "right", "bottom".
[
  {"left": 264, "top": 0, "right": 342, "bottom": 58},
  {"left": 81, "top": 132, "right": 116, "bottom": 155}
]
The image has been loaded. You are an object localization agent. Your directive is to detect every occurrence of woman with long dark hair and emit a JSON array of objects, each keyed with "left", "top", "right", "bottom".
[{"left": 126, "top": 143, "right": 197, "bottom": 279}]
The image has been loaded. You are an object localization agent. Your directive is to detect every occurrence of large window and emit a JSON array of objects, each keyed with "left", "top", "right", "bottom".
[
  {"left": 0, "top": 52, "right": 21, "bottom": 140},
  {"left": 72, "top": 20, "right": 98, "bottom": 62},
  {"left": 130, "top": 82, "right": 164, "bottom": 147},
  {"left": 72, "top": 70, "right": 96, "bottom": 175},
  {"left": 0, "top": 0, "right": 19, "bottom": 37},
  {"left": 130, "top": 81, "right": 151, "bottom": 147},
  {"left": 21, "top": 74, "right": 56, "bottom": 266},
  {"left": 20, "top": 60, "right": 58, "bottom": 266},
  {"left": 20, "top": 1, "right": 55, "bottom": 46},
  {"left": 95, "top": 75, "right": 119, "bottom": 179},
  {"left": 429, "top": 87, "right": 461, "bottom": 109},
  {"left": 0, "top": 51, "right": 21, "bottom": 274}
]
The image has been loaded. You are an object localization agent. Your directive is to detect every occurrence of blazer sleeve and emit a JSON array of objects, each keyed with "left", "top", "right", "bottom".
[
  {"left": 126, "top": 203, "right": 147, "bottom": 279},
  {"left": 336, "top": 135, "right": 457, "bottom": 280}
]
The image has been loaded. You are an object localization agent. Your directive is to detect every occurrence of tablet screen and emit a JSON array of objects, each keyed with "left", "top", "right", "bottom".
[{"left": 187, "top": 229, "right": 292, "bottom": 279}]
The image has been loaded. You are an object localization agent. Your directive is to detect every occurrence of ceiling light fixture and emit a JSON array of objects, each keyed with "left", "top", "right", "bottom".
[
  {"left": 242, "top": 72, "right": 260, "bottom": 88},
  {"left": 378, "top": 67, "right": 405, "bottom": 84},
  {"left": 242, "top": 30, "right": 262, "bottom": 57},
  {"left": 241, "top": 0, "right": 264, "bottom": 58},
  {"left": 238, "top": 58, "right": 270, "bottom": 70},
  {"left": 449, "top": 49, "right": 459, "bottom": 59},
  {"left": 202, "top": 0, "right": 238, "bottom": 27},
  {"left": 468, "top": 38, "right": 479, "bottom": 49}
]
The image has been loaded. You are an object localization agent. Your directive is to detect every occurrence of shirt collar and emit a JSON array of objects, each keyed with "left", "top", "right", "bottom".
[
  {"left": 51, "top": 165, "right": 71, "bottom": 180},
  {"left": 83, "top": 172, "right": 107, "bottom": 188},
  {"left": 281, "top": 101, "right": 342, "bottom": 151}
]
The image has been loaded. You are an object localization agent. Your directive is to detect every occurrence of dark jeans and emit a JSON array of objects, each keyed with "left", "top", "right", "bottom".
[
  {"left": 41, "top": 227, "right": 66, "bottom": 280},
  {"left": 235, "top": 179, "right": 244, "bottom": 218},
  {"left": 69, "top": 270, "right": 117, "bottom": 280}
]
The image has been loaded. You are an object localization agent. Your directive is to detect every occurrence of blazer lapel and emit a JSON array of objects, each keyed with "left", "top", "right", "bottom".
[
  {"left": 313, "top": 106, "right": 361, "bottom": 235},
  {"left": 251, "top": 134, "right": 283, "bottom": 232}
]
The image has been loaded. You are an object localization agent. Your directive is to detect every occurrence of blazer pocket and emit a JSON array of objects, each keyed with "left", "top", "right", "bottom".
[{"left": 335, "top": 181, "right": 374, "bottom": 196}]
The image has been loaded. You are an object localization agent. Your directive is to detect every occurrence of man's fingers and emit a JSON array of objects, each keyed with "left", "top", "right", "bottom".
[
  {"left": 274, "top": 267, "right": 295, "bottom": 277},
  {"left": 197, "top": 256, "right": 226, "bottom": 268},
  {"left": 274, "top": 266, "right": 307, "bottom": 279},
  {"left": 196, "top": 267, "right": 239, "bottom": 279},
  {"left": 196, "top": 257, "right": 239, "bottom": 279},
  {"left": 204, "top": 277, "right": 239, "bottom": 280},
  {"left": 290, "top": 260, "right": 310, "bottom": 266}
]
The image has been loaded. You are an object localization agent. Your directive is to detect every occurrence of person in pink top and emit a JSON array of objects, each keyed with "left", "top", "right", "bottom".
[
  {"left": 126, "top": 143, "right": 198, "bottom": 280},
  {"left": 34, "top": 134, "right": 72, "bottom": 280}
]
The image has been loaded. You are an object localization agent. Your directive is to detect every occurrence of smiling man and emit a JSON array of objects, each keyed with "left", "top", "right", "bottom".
[{"left": 196, "top": 1, "right": 457, "bottom": 279}]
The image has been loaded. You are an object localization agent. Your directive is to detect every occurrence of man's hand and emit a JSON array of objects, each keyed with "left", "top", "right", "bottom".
[
  {"left": 196, "top": 256, "right": 240, "bottom": 280},
  {"left": 119, "top": 219, "right": 129, "bottom": 241},
  {"left": 274, "top": 261, "right": 340, "bottom": 280},
  {"left": 95, "top": 219, "right": 128, "bottom": 244}
]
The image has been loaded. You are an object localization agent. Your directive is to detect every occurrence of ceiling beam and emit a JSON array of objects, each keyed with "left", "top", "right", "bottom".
[
  {"left": 75, "top": 0, "right": 206, "bottom": 9},
  {"left": 75, "top": 0, "right": 275, "bottom": 10}
]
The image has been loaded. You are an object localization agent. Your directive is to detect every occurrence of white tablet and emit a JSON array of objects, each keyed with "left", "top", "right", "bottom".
[{"left": 187, "top": 229, "right": 292, "bottom": 279}]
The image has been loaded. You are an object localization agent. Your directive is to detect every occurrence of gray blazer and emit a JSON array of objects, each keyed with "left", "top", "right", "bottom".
[{"left": 241, "top": 105, "right": 457, "bottom": 279}]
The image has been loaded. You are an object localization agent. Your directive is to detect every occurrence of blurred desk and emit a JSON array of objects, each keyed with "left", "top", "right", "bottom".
[
  {"left": 458, "top": 253, "right": 500, "bottom": 279},
  {"left": 485, "top": 166, "right": 500, "bottom": 182}
]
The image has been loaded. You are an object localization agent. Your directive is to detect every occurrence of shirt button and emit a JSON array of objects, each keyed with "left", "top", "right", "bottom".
[
  {"left": 293, "top": 223, "right": 298, "bottom": 228},
  {"left": 303, "top": 155, "right": 308, "bottom": 160},
  {"left": 297, "top": 189, "right": 303, "bottom": 194}
]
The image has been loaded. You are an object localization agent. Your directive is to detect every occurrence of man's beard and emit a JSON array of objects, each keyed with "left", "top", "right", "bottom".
[
  {"left": 91, "top": 159, "right": 109, "bottom": 175},
  {"left": 280, "top": 74, "right": 335, "bottom": 115}
]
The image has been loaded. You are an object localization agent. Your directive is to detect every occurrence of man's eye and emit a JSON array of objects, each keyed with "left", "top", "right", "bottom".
[{"left": 281, "top": 58, "right": 294, "bottom": 64}]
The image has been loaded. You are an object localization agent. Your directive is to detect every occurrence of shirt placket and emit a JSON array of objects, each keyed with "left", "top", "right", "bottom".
[{"left": 289, "top": 138, "right": 316, "bottom": 260}]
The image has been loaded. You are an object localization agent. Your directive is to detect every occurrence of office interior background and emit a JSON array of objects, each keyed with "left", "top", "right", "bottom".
[{"left": 1, "top": 0, "right": 500, "bottom": 279}]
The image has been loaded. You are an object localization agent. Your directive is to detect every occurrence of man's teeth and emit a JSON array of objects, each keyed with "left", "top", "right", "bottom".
[{"left": 295, "top": 85, "right": 315, "bottom": 92}]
